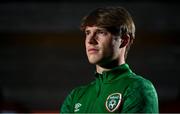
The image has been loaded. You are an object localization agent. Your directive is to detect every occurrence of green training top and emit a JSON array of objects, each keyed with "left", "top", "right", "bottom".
[{"left": 60, "top": 64, "right": 159, "bottom": 113}]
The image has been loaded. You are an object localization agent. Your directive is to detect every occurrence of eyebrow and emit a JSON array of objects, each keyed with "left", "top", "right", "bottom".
[{"left": 85, "top": 27, "right": 107, "bottom": 32}]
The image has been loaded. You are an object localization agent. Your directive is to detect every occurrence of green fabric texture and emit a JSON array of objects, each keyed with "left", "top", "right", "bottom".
[{"left": 60, "top": 64, "right": 159, "bottom": 113}]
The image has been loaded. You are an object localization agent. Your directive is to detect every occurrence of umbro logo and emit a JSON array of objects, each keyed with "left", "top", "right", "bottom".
[{"left": 74, "top": 103, "right": 82, "bottom": 112}]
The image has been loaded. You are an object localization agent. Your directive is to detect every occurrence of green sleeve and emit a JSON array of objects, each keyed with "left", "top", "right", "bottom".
[
  {"left": 122, "top": 79, "right": 159, "bottom": 113},
  {"left": 60, "top": 89, "right": 76, "bottom": 113}
]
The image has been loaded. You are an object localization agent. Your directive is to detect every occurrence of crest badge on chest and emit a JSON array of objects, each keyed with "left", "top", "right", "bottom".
[{"left": 105, "top": 93, "right": 122, "bottom": 112}]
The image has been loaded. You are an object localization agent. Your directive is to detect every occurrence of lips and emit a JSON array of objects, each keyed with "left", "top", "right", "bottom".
[{"left": 87, "top": 48, "right": 99, "bottom": 54}]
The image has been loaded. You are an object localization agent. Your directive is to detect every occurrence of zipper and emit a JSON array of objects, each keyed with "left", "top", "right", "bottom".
[
  {"left": 92, "top": 73, "right": 104, "bottom": 112},
  {"left": 97, "top": 74, "right": 103, "bottom": 97}
]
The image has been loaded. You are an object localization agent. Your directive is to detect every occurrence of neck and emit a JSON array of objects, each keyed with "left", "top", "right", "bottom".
[
  {"left": 96, "top": 58, "right": 125, "bottom": 74},
  {"left": 96, "top": 47, "right": 127, "bottom": 74}
]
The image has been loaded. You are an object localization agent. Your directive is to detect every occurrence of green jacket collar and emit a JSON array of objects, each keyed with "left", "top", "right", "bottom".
[{"left": 94, "top": 63, "right": 133, "bottom": 83}]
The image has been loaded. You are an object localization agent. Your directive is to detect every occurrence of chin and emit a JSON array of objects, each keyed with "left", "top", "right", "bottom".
[
  {"left": 88, "top": 60, "right": 98, "bottom": 64},
  {"left": 88, "top": 58, "right": 100, "bottom": 64}
]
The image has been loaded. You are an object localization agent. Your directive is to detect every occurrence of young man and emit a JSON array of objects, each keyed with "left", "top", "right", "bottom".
[{"left": 60, "top": 6, "right": 159, "bottom": 113}]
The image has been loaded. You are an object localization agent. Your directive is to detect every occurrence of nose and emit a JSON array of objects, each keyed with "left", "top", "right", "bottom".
[{"left": 87, "top": 33, "right": 98, "bottom": 45}]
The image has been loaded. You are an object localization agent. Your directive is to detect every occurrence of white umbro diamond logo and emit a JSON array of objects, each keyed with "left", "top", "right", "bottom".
[{"left": 74, "top": 103, "right": 82, "bottom": 112}]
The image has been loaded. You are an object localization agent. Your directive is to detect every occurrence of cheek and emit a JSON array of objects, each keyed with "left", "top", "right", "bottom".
[
  {"left": 101, "top": 42, "right": 114, "bottom": 56},
  {"left": 106, "top": 39, "right": 120, "bottom": 56},
  {"left": 85, "top": 39, "right": 88, "bottom": 48},
  {"left": 112, "top": 38, "right": 121, "bottom": 49}
]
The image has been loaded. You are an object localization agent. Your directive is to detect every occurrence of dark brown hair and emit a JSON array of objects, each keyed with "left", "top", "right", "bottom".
[{"left": 80, "top": 6, "right": 135, "bottom": 59}]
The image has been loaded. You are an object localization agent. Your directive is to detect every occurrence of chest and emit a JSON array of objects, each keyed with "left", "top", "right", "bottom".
[{"left": 73, "top": 84, "right": 127, "bottom": 113}]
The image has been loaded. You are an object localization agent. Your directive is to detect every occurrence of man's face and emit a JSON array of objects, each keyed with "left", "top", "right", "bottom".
[{"left": 85, "top": 26, "right": 121, "bottom": 65}]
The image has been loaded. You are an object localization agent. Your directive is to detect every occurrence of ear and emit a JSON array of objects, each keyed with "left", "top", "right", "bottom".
[{"left": 120, "top": 34, "right": 130, "bottom": 48}]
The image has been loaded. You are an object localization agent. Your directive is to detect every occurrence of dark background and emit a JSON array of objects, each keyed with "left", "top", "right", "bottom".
[{"left": 0, "top": 1, "right": 180, "bottom": 113}]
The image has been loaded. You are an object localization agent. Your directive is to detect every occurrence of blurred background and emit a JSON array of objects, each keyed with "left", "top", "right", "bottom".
[{"left": 0, "top": 0, "right": 180, "bottom": 113}]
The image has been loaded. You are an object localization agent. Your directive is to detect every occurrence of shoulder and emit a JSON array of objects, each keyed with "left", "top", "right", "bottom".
[
  {"left": 124, "top": 73, "right": 158, "bottom": 98},
  {"left": 129, "top": 74, "right": 155, "bottom": 90},
  {"left": 121, "top": 74, "right": 159, "bottom": 113}
]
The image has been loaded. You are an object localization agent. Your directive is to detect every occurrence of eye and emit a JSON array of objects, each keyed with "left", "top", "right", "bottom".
[
  {"left": 85, "top": 30, "right": 90, "bottom": 36},
  {"left": 96, "top": 29, "right": 107, "bottom": 36}
]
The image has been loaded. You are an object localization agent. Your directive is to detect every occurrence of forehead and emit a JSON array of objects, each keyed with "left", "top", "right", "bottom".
[{"left": 85, "top": 26, "right": 106, "bottom": 31}]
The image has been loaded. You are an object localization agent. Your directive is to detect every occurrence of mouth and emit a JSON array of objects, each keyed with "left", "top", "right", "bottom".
[{"left": 87, "top": 48, "right": 99, "bottom": 54}]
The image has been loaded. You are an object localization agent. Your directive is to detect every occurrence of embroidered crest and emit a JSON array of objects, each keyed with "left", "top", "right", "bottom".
[{"left": 105, "top": 93, "right": 122, "bottom": 112}]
